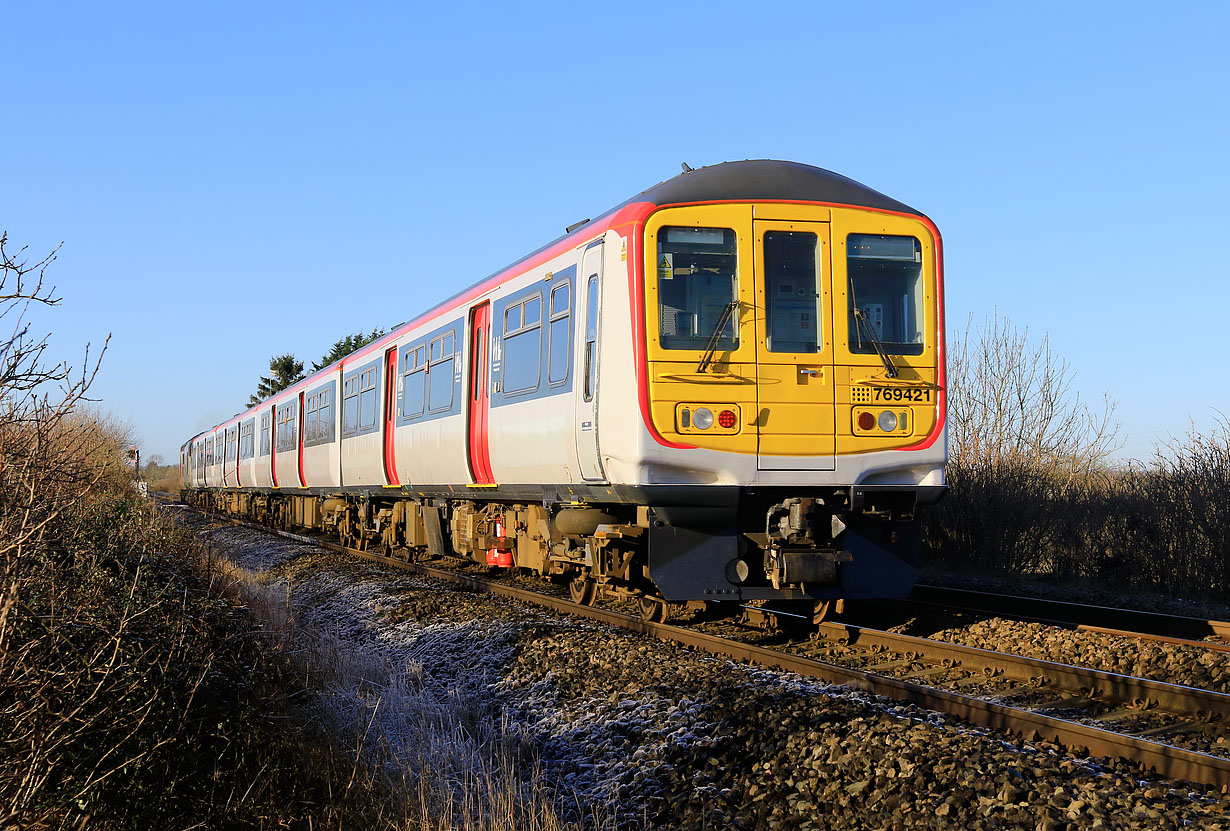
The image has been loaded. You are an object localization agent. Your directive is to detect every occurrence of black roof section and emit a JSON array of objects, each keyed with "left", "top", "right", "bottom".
[{"left": 624, "top": 159, "right": 921, "bottom": 216}]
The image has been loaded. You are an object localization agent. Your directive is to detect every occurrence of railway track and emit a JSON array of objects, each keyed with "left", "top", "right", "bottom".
[
  {"left": 179, "top": 504, "right": 1230, "bottom": 790},
  {"left": 906, "top": 584, "right": 1230, "bottom": 652}
]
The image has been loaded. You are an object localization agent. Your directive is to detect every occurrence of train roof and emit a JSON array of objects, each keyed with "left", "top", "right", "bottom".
[{"left": 624, "top": 159, "right": 921, "bottom": 216}]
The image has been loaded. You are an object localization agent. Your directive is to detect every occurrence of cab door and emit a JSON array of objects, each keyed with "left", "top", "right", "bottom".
[
  {"left": 753, "top": 220, "right": 836, "bottom": 471},
  {"left": 575, "top": 242, "right": 605, "bottom": 481}
]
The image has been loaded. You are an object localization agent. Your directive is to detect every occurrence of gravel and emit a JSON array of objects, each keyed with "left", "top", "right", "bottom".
[
  {"left": 197, "top": 522, "right": 1230, "bottom": 830},
  {"left": 923, "top": 617, "right": 1230, "bottom": 695}
]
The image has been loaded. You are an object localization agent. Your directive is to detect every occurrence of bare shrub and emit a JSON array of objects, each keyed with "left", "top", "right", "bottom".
[
  {"left": 0, "top": 234, "right": 396, "bottom": 828},
  {"left": 1098, "top": 417, "right": 1230, "bottom": 599},
  {"left": 930, "top": 313, "right": 1121, "bottom": 575}
]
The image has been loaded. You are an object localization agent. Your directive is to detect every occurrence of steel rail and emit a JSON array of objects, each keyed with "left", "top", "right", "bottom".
[
  {"left": 910, "top": 584, "right": 1230, "bottom": 647},
  {"left": 814, "top": 622, "right": 1230, "bottom": 721},
  {"left": 192, "top": 514, "right": 1230, "bottom": 789}
]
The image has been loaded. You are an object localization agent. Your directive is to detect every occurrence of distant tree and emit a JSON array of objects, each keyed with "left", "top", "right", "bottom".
[
  {"left": 312, "top": 328, "right": 385, "bottom": 371},
  {"left": 248, "top": 353, "right": 304, "bottom": 407}
]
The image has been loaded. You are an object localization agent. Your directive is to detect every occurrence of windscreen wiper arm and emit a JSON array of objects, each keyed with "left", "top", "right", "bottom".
[
  {"left": 853, "top": 307, "right": 899, "bottom": 379},
  {"left": 697, "top": 299, "right": 739, "bottom": 373}
]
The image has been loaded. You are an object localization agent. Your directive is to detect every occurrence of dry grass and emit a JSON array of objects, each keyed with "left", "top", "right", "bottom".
[{"left": 209, "top": 554, "right": 608, "bottom": 831}]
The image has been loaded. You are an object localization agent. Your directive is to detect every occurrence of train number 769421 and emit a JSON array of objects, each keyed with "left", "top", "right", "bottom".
[{"left": 871, "top": 386, "right": 933, "bottom": 403}]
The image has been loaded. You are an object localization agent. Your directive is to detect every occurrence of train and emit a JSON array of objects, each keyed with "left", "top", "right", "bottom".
[{"left": 181, "top": 159, "right": 946, "bottom": 624}]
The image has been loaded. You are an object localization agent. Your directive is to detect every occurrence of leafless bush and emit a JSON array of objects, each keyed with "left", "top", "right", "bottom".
[
  {"left": 931, "top": 313, "right": 1230, "bottom": 601},
  {"left": 0, "top": 234, "right": 397, "bottom": 828},
  {"left": 930, "top": 313, "right": 1121, "bottom": 575},
  {"left": 1093, "top": 417, "right": 1230, "bottom": 598}
]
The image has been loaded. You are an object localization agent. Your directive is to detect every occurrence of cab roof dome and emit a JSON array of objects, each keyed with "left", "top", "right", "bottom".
[{"left": 627, "top": 159, "right": 920, "bottom": 217}]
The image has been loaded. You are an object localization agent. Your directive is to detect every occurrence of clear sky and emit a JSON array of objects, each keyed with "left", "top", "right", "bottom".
[{"left": 4, "top": 1, "right": 1227, "bottom": 465}]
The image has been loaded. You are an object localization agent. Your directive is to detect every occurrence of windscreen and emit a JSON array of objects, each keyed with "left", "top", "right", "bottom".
[{"left": 846, "top": 234, "right": 924, "bottom": 356}]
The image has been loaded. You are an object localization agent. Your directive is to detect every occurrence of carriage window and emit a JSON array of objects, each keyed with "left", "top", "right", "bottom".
[
  {"left": 656, "top": 226, "right": 738, "bottom": 350},
  {"left": 359, "top": 368, "right": 378, "bottom": 430},
  {"left": 503, "top": 293, "right": 542, "bottom": 395},
  {"left": 260, "top": 412, "right": 271, "bottom": 456},
  {"left": 428, "top": 333, "right": 455, "bottom": 412},
  {"left": 305, "top": 394, "right": 318, "bottom": 444},
  {"left": 240, "top": 420, "right": 255, "bottom": 459},
  {"left": 317, "top": 385, "right": 334, "bottom": 443},
  {"left": 548, "top": 281, "right": 571, "bottom": 385},
  {"left": 402, "top": 345, "right": 426, "bottom": 418},
  {"left": 764, "top": 231, "right": 821, "bottom": 353},
  {"left": 846, "top": 234, "right": 924, "bottom": 356},
  {"left": 342, "top": 376, "right": 359, "bottom": 434},
  {"left": 275, "top": 402, "right": 298, "bottom": 452}
]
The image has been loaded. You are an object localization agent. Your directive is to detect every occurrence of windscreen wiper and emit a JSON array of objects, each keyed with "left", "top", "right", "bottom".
[
  {"left": 697, "top": 299, "right": 739, "bottom": 373},
  {"left": 853, "top": 307, "right": 899, "bottom": 379}
]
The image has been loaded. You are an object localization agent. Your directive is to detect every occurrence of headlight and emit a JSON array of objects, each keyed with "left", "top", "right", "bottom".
[
  {"left": 693, "top": 407, "right": 715, "bottom": 430},
  {"left": 878, "top": 410, "right": 898, "bottom": 432}
]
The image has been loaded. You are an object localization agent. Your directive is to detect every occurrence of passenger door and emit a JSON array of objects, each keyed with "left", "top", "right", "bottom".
[
  {"left": 383, "top": 347, "right": 400, "bottom": 485},
  {"left": 575, "top": 242, "right": 604, "bottom": 481},
  {"left": 753, "top": 220, "right": 836, "bottom": 471},
  {"left": 467, "top": 302, "right": 495, "bottom": 484}
]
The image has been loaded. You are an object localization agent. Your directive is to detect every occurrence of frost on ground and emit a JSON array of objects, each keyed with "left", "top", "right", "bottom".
[{"left": 199, "top": 523, "right": 1230, "bottom": 831}]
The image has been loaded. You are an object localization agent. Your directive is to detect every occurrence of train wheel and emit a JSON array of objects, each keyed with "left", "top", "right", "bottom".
[
  {"left": 638, "top": 596, "right": 669, "bottom": 624},
  {"left": 569, "top": 574, "right": 596, "bottom": 606}
]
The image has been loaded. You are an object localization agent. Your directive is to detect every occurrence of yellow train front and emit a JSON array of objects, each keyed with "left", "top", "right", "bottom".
[{"left": 604, "top": 160, "right": 946, "bottom": 612}]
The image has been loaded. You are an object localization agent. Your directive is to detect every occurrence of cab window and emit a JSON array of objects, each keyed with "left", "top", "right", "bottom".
[
  {"left": 846, "top": 234, "right": 924, "bottom": 356},
  {"left": 656, "top": 226, "right": 737, "bottom": 351}
]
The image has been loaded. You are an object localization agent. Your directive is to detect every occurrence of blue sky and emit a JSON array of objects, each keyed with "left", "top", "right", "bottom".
[{"left": 4, "top": 1, "right": 1227, "bottom": 464}]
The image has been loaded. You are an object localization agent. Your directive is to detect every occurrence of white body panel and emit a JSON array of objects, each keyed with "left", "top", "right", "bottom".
[
  {"left": 393, "top": 415, "right": 469, "bottom": 488},
  {"left": 303, "top": 443, "right": 341, "bottom": 488},
  {"left": 341, "top": 434, "right": 383, "bottom": 486}
]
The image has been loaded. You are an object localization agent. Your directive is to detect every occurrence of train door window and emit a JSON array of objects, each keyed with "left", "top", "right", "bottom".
[
  {"left": 846, "top": 234, "right": 924, "bottom": 356},
  {"left": 342, "top": 376, "right": 359, "bottom": 435},
  {"left": 358, "top": 368, "right": 378, "bottom": 430},
  {"left": 260, "top": 412, "right": 271, "bottom": 456},
  {"left": 764, "top": 231, "right": 821, "bottom": 353},
  {"left": 584, "top": 276, "right": 599, "bottom": 401},
  {"left": 207, "top": 439, "right": 214, "bottom": 466},
  {"left": 503, "top": 293, "right": 542, "bottom": 396},
  {"left": 548, "top": 281, "right": 571, "bottom": 386},
  {"left": 428, "top": 333, "right": 454, "bottom": 412},
  {"left": 656, "top": 226, "right": 738, "bottom": 350},
  {"left": 402, "top": 345, "right": 426, "bottom": 418}
]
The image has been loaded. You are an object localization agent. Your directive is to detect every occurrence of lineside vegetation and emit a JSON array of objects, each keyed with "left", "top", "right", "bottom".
[
  {"left": 929, "top": 314, "right": 1229, "bottom": 601},
  {"left": 0, "top": 232, "right": 590, "bottom": 829}
]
